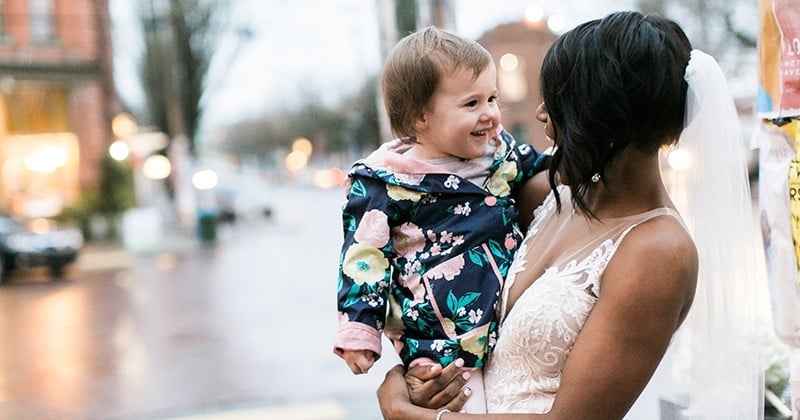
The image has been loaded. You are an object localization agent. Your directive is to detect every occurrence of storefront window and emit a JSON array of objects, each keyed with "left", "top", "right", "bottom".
[
  {"left": 29, "top": 0, "right": 54, "bottom": 44},
  {"left": 0, "top": 82, "right": 79, "bottom": 217}
]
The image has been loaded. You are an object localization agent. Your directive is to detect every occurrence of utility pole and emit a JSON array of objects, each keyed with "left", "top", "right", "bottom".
[
  {"left": 93, "top": 0, "right": 120, "bottom": 143},
  {"left": 418, "top": 0, "right": 456, "bottom": 30},
  {"left": 375, "top": 0, "right": 398, "bottom": 141}
]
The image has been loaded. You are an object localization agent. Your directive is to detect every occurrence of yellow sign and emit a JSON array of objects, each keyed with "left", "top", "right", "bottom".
[{"left": 782, "top": 120, "right": 800, "bottom": 283}]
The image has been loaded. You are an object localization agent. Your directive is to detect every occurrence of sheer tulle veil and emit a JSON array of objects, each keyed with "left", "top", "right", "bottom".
[{"left": 665, "top": 50, "right": 764, "bottom": 418}]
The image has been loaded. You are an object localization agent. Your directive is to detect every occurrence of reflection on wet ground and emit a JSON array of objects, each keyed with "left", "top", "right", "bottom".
[{"left": 0, "top": 187, "right": 389, "bottom": 420}]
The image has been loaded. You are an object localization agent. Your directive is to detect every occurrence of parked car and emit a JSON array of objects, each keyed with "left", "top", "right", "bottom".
[
  {"left": 215, "top": 177, "right": 274, "bottom": 224},
  {"left": 0, "top": 215, "right": 83, "bottom": 283}
]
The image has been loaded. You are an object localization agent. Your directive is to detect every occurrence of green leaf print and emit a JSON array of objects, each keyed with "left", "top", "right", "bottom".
[
  {"left": 350, "top": 179, "right": 367, "bottom": 197},
  {"left": 440, "top": 352, "right": 456, "bottom": 367},
  {"left": 454, "top": 318, "right": 474, "bottom": 331},
  {"left": 343, "top": 284, "right": 364, "bottom": 307},
  {"left": 457, "top": 292, "right": 481, "bottom": 309},
  {"left": 487, "top": 239, "right": 504, "bottom": 258},
  {"left": 467, "top": 249, "right": 484, "bottom": 267},
  {"left": 406, "top": 338, "right": 419, "bottom": 357},
  {"left": 446, "top": 291, "right": 459, "bottom": 313},
  {"left": 342, "top": 213, "right": 357, "bottom": 232}
]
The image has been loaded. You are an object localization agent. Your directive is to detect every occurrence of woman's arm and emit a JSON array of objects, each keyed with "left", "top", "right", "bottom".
[
  {"left": 378, "top": 217, "right": 697, "bottom": 419},
  {"left": 514, "top": 171, "right": 551, "bottom": 230}
]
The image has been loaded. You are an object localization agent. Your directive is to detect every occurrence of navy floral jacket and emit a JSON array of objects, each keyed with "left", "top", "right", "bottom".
[{"left": 334, "top": 130, "right": 548, "bottom": 368}]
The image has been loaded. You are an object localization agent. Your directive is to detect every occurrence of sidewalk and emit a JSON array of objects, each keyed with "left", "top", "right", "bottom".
[
  {"left": 75, "top": 227, "right": 203, "bottom": 272},
  {"left": 164, "top": 400, "right": 348, "bottom": 420}
]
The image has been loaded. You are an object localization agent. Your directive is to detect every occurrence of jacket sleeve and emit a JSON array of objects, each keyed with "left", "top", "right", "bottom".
[
  {"left": 498, "top": 128, "right": 551, "bottom": 193},
  {"left": 333, "top": 173, "right": 396, "bottom": 360}
]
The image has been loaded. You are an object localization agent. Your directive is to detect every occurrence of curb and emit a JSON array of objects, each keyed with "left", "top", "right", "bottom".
[
  {"left": 76, "top": 233, "right": 201, "bottom": 272},
  {"left": 163, "top": 400, "right": 348, "bottom": 420}
]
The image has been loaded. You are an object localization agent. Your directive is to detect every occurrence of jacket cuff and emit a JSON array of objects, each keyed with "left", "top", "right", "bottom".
[{"left": 333, "top": 323, "right": 383, "bottom": 359}]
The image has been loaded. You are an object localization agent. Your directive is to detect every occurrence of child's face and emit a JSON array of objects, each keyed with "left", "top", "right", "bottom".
[{"left": 412, "top": 62, "right": 500, "bottom": 160}]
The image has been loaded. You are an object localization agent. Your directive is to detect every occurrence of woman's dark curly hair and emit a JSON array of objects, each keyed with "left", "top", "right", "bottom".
[{"left": 540, "top": 11, "right": 692, "bottom": 215}]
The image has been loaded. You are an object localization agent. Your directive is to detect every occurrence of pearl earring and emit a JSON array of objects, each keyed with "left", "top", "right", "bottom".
[{"left": 591, "top": 173, "right": 601, "bottom": 183}]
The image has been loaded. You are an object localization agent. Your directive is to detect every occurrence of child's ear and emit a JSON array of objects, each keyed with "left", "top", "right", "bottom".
[{"left": 412, "top": 110, "right": 428, "bottom": 134}]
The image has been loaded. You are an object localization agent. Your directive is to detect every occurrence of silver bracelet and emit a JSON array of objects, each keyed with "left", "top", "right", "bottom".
[{"left": 435, "top": 408, "right": 452, "bottom": 420}]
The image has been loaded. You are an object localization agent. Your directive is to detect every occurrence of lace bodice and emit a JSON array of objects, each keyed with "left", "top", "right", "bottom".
[{"left": 483, "top": 188, "right": 683, "bottom": 413}]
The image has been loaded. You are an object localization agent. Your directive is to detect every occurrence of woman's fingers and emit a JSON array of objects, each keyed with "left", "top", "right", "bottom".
[
  {"left": 443, "top": 384, "right": 472, "bottom": 413},
  {"left": 406, "top": 362, "right": 442, "bottom": 381},
  {"left": 425, "top": 368, "right": 471, "bottom": 408},
  {"left": 406, "top": 359, "right": 470, "bottom": 408}
]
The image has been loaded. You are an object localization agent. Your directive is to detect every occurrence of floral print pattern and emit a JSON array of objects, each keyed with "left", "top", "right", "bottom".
[{"left": 334, "top": 130, "right": 548, "bottom": 368}]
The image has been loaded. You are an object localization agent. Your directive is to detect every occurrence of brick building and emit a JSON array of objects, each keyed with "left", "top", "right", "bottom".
[
  {"left": 0, "top": 0, "right": 116, "bottom": 217},
  {"left": 479, "top": 20, "right": 557, "bottom": 153}
]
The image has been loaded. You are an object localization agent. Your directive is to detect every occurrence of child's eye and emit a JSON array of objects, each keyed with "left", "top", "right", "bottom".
[
  {"left": 465, "top": 100, "right": 478, "bottom": 107},
  {"left": 489, "top": 95, "right": 498, "bottom": 103}
]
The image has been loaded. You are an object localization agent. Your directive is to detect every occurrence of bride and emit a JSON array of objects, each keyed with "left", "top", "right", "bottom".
[{"left": 376, "top": 10, "right": 760, "bottom": 419}]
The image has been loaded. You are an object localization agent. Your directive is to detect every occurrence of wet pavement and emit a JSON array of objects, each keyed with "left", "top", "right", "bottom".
[
  {"left": 0, "top": 185, "right": 675, "bottom": 420},
  {"left": 0, "top": 185, "right": 401, "bottom": 420}
]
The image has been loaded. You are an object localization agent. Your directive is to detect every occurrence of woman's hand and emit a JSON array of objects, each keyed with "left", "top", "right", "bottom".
[
  {"left": 377, "top": 365, "right": 414, "bottom": 419},
  {"left": 377, "top": 359, "right": 471, "bottom": 418},
  {"left": 405, "top": 359, "right": 471, "bottom": 409},
  {"left": 377, "top": 364, "right": 472, "bottom": 420}
]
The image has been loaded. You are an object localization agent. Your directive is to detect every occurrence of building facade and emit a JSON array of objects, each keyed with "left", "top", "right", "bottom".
[
  {"left": 479, "top": 21, "right": 557, "bottom": 153},
  {"left": 0, "top": 0, "right": 116, "bottom": 218}
]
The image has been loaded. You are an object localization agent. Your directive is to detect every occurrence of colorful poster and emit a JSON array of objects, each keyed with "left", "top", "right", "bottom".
[{"left": 758, "top": 0, "right": 800, "bottom": 117}]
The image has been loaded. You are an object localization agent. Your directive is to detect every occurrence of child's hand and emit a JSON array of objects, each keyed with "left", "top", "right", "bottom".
[
  {"left": 406, "top": 358, "right": 470, "bottom": 409},
  {"left": 341, "top": 349, "right": 377, "bottom": 374}
]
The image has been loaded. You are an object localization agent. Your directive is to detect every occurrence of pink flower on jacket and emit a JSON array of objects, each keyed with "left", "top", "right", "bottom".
[
  {"left": 392, "top": 222, "right": 425, "bottom": 258},
  {"left": 423, "top": 254, "right": 465, "bottom": 281},
  {"left": 354, "top": 209, "right": 390, "bottom": 247},
  {"left": 338, "top": 311, "right": 350, "bottom": 325},
  {"left": 398, "top": 273, "right": 426, "bottom": 302}
]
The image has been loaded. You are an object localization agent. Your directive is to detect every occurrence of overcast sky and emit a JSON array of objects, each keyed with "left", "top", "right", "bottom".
[{"left": 108, "top": 0, "right": 635, "bottom": 139}]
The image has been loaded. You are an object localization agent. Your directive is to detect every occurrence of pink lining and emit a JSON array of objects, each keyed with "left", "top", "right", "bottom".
[{"left": 333, "top": 322, "right": 383, "bottom": 359}]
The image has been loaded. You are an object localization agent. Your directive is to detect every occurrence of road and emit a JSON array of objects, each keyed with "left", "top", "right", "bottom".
[
  {"left": 0, "top": 185, "right": 402, "bottom": 419},
  {"left": 0, "top": 185, "right": 672, "bottom": 419}
]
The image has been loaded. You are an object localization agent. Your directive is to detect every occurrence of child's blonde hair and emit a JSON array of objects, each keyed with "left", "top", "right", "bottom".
[{"left": 381, "top": 26, "right": 492, "bottom": 142}]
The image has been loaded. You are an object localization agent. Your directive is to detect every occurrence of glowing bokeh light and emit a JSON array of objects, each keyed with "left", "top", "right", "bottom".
[
  {"left": 109, "top": 141, "right": 130, "bottom": 161},
  {"left": 285, "top": 150, "right": 309, "bottom": 173},
  {"left": 499, "top": 53, "right": 519, "bottom": 71},
  {"left": 547, "top": 14, "right": 567, "bottom": 33},
  {"left": 311, "top": 167, "right": 346, "bottom": 188},
  {"left": 142, "top": 155, "right": 172, "bottom": 180},
  {"left": 292, "top": 137, "right": 313, "bottom": 157},
  {"left": 524, "top": 5, "right": 544, "bottom": 23},
  {"left": 192, "top": 169, "right": 218, "bottom": 190}
]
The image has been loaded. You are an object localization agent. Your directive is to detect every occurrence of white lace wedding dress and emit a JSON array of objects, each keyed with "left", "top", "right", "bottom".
[{"left": 483, "top": 187, "right": 685, "bottom": 413}]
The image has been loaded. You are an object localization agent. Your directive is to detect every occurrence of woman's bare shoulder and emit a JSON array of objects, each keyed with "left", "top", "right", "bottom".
[{"left": 603, "top": 214, "right": 698, "bottom": 325}]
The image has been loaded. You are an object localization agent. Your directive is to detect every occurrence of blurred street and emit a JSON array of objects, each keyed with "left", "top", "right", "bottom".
[{"left": 0, "top": 185, "right": 402, "bottom": 420}]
